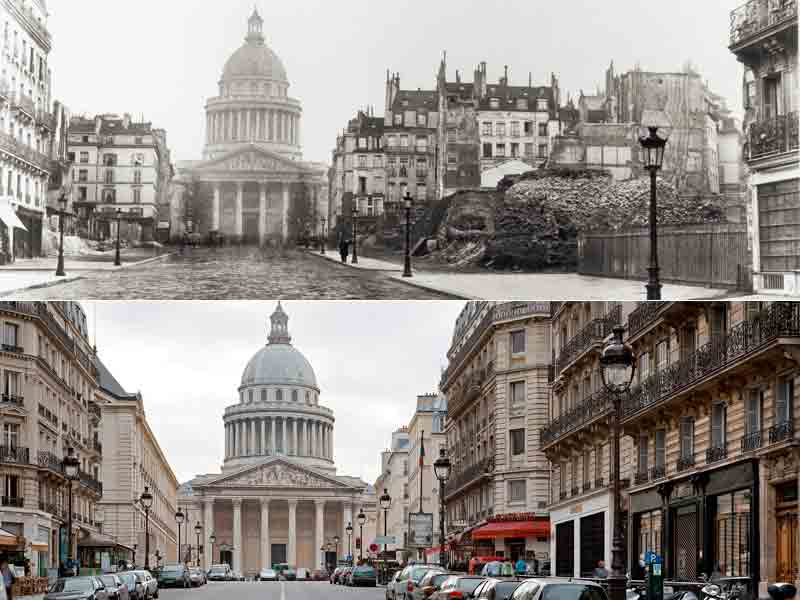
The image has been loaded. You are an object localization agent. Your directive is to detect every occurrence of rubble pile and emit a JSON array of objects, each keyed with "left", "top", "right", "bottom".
[{"left": 429, "top": 168, "right": 724, "bottom": 271}]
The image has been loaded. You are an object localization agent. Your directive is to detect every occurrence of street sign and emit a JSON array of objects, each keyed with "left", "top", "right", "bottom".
[
  {"left": 408, "top": 512, "right": 434, "bottom": 548},
  {"left": 375, "top": 536, "right": 396, "bottom": 545},
  {"left": 369, "top": 543, "right": 378, "bottom": 553}
]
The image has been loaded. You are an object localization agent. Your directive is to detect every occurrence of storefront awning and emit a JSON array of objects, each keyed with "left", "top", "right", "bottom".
[
  {"left": 0, "top": 201, "right": 27, "bottom": 232},
  {"left": 0, "top": 528, "right": 21, "bottom": 547},
  {"left": 30, "top": 542, "right": 49, "bottom": 552},
  {"left": 472, "top": 519, "right": 550, "bottom": 540},
  {"left": 78, "top": 534, "right": 133, "bottom": 551}
]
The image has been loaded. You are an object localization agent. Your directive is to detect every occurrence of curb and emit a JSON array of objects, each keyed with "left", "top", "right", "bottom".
[
  {"left": 0, "top": 274, "right": 85, "bottom": 298},
  {"left": 117, "top": 251, "right": 175, "bottom": 270}
]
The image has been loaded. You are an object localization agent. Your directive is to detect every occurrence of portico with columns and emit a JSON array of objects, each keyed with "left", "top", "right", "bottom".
[{"left": 178, "top": 303, "right": 377, "bottom": 574}]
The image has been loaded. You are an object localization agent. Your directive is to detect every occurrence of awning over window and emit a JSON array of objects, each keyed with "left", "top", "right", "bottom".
[
  {"left": 0, "top": 528, "right": 21, "bottom": 547},
  {"left": 472, "top": 519, "right": 550, "bottom": 540},
  {"left": 0, "top": 201, "right": 27, "bottom": 232}
]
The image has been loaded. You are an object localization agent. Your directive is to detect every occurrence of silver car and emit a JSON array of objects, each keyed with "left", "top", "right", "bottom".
[
  {"left": 392, "top": 565, "right": 447, "bottom": 600},
  {"left": 130, "top": 570, "right": 158, "bottom": 599},
  {"left": 259, "top": 568, "right": 278, "bottom": 581},
  {"left": 510, "top": 578, "right": 609, "bottom": 600}
]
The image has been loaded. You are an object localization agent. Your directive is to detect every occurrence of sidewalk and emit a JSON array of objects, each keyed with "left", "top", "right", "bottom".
[{"left": 306, "top": 251, "right": 729, "bottom": 301}]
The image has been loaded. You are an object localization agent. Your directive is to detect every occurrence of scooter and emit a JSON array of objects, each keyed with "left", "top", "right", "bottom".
[{"left": 768, "top": 583, "right": 798, "bottom": 600}]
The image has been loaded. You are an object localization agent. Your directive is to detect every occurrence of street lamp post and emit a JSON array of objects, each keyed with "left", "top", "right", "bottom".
[
  {"left": 114, "top": 208, "right": 123, "bottom": 267},
  {"left": 320, "top": 545, "right": 326, "bottom": 570},
  {"left": 379, "top": 489, "right": 392, "bottom": 554},
  {"left": 62, "top": 447, "right": 79, "bottom": 575},
  {"left": 55, "top": 193, "right": 68, "bottom": 277},
  {"left": 320, "top": 217, "right": 327, "bottom": 255},
  {"left": 175, "top": 508, "right": 185, "bottom": 564},
  {"left": 194, "top": 522, "right": 202, "bottom": 567},
  {"left": 402, "top": 193, "right": 413, "bottom": 278},
  {"left": 433, "top": 448, "right": 452, "bottom": 569},
  {"left": 357, "top": 509, "right": 366, "bottom": 563},
  {"left": 209, "top": 533, "right": 216, "bottom": 567},
  {"left": 140, "top": 487, "right": 153, "bottom": 570},
  {"left": 351, "top": 207, "right": 359, "bottom": 264},
  {"left": 132, "top": 544, "right": 137, "bottom": 567},
  {"left": 346, "top": 522, "right": 353, "bottom": 565},
  {"left": 600, "top": 326, "right": 636, "bottom": 600},
  {"left": 638, "top": 126, "right": 668, "bottom": 300}
]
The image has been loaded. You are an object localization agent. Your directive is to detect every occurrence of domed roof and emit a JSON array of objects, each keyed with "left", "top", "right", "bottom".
[
  {"left": 222, "top": 9, "right": 288, "bottom": 83},
  {"left": 240, "top": 303, "right": 318, "bottom": 389}
]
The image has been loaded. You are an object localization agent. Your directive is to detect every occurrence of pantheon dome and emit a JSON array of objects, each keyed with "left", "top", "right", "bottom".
[{"left": 222, "top": 304, "right": 335, "bottom": 474}]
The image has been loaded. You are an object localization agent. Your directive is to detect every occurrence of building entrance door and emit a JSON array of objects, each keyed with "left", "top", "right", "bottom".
[
  {"left": 271, "top": 544, "right": 287, "bottom": 567},
  {"left": 507, "top": 539, "right": 525, "bottom": 563},
  {"left": 580, "top": 512, "right": 605, "bottom": 577},
  {"left": 219, "top": 550, "right": 232, "bottom": 567},
  {"left": 555, "top": 521, "right": 574, "bottom": 577},
  {"left": 243, "top": 213, "right": 259, "bottom": 243},
  {"left": 672, "top": 504, "right": 698, "bottom": 581},
  {"left": 776, "top": 509, "right": 798, "bottom": 581}
]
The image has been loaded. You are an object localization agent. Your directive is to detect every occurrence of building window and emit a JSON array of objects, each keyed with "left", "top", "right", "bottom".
[
  {"left": 2, "top": 322, "right": 17, "bottom": 348},
  {"left": 79, "top": 152, "right": 89, "bottom": 164},
  {"left": 247, "top": 390, "right": 253, "bottom": 403},
  {"left": 510, "top": 143, "right": 519, "bottom": 158},
  {"left": 134, "top": 137, "right": 143, "bottom": 145},
  {"left": 510, "top": 122, "right": 520, "bottom": 137},
  {"left": 2, "top": 423, "right": 18, "bottom": 449},
  {"left": 536, "top": 99, "right": 548, "bottom": 111},
  {"left": 510, "top": 330, "right": 526, "bottom": 355},
  {"left": 509, "top": 381, "right": 525, "bottom": 409},
  {"left": 482, "top": 122, "right": 492, "bottom": 136},
  {"left": 524, "top": 143, "right": 534, "bottom": 158},
  {"left": 654, "top": 430, "right": 666, "bottom": 470},
  {"left": 638, "top": 352, "right": 651, "bottom": 383},
  {"left": 559, "top": 462, "right": 566, "bottom": 497},
  {"left": 714, "top": 490, "right": 752, "bottom": 577},
  {"left": 509, "top": 480, "right": 526, "bottom": 503},
  {"left": 358, "top": 155, "right": 367, "bottom": 168},
  {"left": 745, "top": 390, "right": 762, "bottom": 435},
  {"left": 524, "top": 121, "right": 533, "bottom": 136},
  {"left": 482, "top": 143, "right": 492, "bottom": 158},
  {"left": 496, "top": 123, "right": 506, "bottom": 137},
  {"left": 594, "top": 444, "right": 603, "bottom": 484},
  {"left": 276, "top": 389, "right": 283, "bottom": 401},
  {"left": 680, "top": 417, "right": 695, "bottom": 460},
  {"left": 4, "top": 371, "right": 19, "bottom": 398},
  {"left": 102, "top": 154, "right": 116, "bottom": 167},
  {"left": 510, "top": 429, "right": 525, "bottom": 456},
  {"left": 78, "top": 170, "right": 88, "bottom": 183},
  {"left": 711, "top": 402, "right": 727, "bottom": 449},
  {"left": 104, "top": 169, "right": 114, "bottom": 185},
  {"left": 537, "top": 144, "right": 548, "bottom": 159},
  {"left": 133, "top": 189, "right": 141, "bottom": 204},
  {"left": 496, "top": 144, "right": 506, "bottom": 158},
  {"left": 655, "top": 340, "right": 669, "bottom": 371},
  {"left": 538, "top": 123, "right": 548, "bottom": 137},
  {"left": 78, "top": 187, "right": 87, "bottom": 202},
  {"left": 777, "top": 375, "right": 795, "bottom": 424}
]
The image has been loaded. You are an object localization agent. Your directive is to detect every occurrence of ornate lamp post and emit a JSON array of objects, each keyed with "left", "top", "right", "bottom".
[
  {"left": 333, "top": 535, "right": 340, "bottom": 563},
  {"left": 346, "top": 522, "right": 353, "bottom": 564},
  {"left": 402, "top": 193, "right": 413, "bottom": 278},
  {"left": 357, "top": 509, "right": 366, "bottom": 562},
  {"left": 600, "top": 326, "right": 636, "bottom": 600},
  {"left": 175, "top": 508, "right": 185, "bottom": 563},
  {"left": 62, "top": 447, "right": 80, "bottom": 574},
  {"left": 140, "top": 486, "right": 153, "bottom": 570},
  {"left": 209, "top": 533, "right": 216, "bottom": 567},
  {"left": 114, "top": 208, "right": 123, "bottom": 267},
  {"left": 379, "top": 489, "right": 392, "bottom": 554},
  {"left": 433, "top": 448, "right": 452, "bottom": 569},
  {"left": 351, "top": 207, "right": 359, "bottom": 264},
  {"left": 638, "top": 126, "right": 668, "bottom": 300},
  {"left": 194, "top": 522, "right": 202, "bottom": 567},
  {"left": 55, "top": 193, "right": 68, "bottom": 277},
  {"left": 320, "top": 217, "right": 327, "bottom": 254}
]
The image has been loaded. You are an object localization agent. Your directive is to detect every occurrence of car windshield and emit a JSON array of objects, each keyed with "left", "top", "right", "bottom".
[
  {"left": 118, "top": 574, "right": 136, "bottom": 584},
  {"left": 541, "top": 584, "right": 608, "bottom": 600},
  {"left": 355, "top": 567, "right": 375, "bottom": 575},
  {"left": 50, "top": 578, "right": 94, "bottom": 592},
  {"left": 430, "top": 574, "right": 450, "bottom": 588},
  {"left": 100, "top": 576, "right": 117, "bottom": 586},
  {"left": 161, "top": 565, "right": 181, "bottom": 573},
  {"left": 458, "top": 578, "right": 485, "bottom": 593},
  {"left": 210, "top": 567, "right": 226, "bottom": 573},
  {"left": 497, "top": 582, "right": 522, "bottom": 597},
  {"left": 412, "top": 567, "right": 438, "bottom": 582}
]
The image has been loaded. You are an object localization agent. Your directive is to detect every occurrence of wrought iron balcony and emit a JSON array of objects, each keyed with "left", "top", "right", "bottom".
[
  {"left": 741, "top": 429, "right": 763, "bottom": 451},
  {"left": 676, "top": 455, "right": 696, "bottom": 472},
  {"left": 0, "top": 132, "right": 51, "bottom": 172},
  {"left": 1, "top": 343, "right": 23, "bottom": 353},
  {"left": 747, "top": 112, "right": 799, "bottom": 161},
  {"left": 540, "top": 389, "right": 612, "bottom": 447},
  {"left": 627, "top": 302, "right": 670, "bottom": 339},
  {"left": 559, "top": 490, "right": 567, "bottom": 500},
  {"left": 706, "top": 445, "right": 728, "bottom": 464},
  {"left": 37, "top": 450, "right": 64, "bottom": 475},
  {"left": 634, "top": 470, "right": 649, "bottom": 485},
  {"left": 1, "top": 496, "right": 23, "bottom": 508},
  {"left": 570, "top": 486, "right": 580, "bottom": 497},
  {"left": 10, "top": 93, "right": 34, "bottom": 120},
  {"left": 1, "top": 394, "right": 23, "bottom": 405},
  {"left": 444, "top": 456, "right": 494, "bottom": 497},
  {"left": 650, "top": 465, "right": 666, "bottom": 481},
  {"left": 770, "top": 420, "right": 794, "bottom": 443},
  {"left": 556, "top": 304, "right": 621, "bottom": 374},
  {"left": 624, "top": 302, "right": 800, "bottom": 421},
  {"left": 730, "top": 0, "right": 797, "bottom": 46},
  {"left": 0, "top": 445, "right": 29, "bottom": 464},
  {"left": 595, "top": 477, "right": 605, "bottom": 489},
  {"left": 79, "top": 470, "right": 103, "bottom": 495}
]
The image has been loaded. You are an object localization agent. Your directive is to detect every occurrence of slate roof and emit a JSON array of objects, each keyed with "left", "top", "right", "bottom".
[
  {"left": 96, "top": 357, "right": 136, "bottom": 399},
  {"left": 69, "top": 117, "right": 153, "bottom": 137},
  {"left": 392, "top": 90, "right": 438, "bottom": 112}
]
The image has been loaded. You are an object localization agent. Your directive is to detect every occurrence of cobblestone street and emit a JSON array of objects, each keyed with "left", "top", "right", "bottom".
[{"left": 6, "top": 247, "right": 453, "bottom": 300}]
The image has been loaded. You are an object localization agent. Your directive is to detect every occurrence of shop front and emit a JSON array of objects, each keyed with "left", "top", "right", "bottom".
[
  {"left": 14, "top": 206, "right": 42, "bottom": 258},
  {"left": 629, "top": 460, "right": 758, "bottom": 595},
  {"left": 550, "top": 491, "right": 612, "bottom": 578},
  {"left": 471, "top": 513, "right": 549, "bottom": 565},
  {"left": 77, "top": 534, "right": 134, "bottom": 575}
]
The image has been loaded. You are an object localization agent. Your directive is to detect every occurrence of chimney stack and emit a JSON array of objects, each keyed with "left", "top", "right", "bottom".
[{"left": 123, "top": 113, "right": 131, "bottom": 129}]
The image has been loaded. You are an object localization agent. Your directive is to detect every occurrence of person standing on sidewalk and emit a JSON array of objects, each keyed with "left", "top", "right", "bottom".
[{"left": 0, "top": 556, "right": 14, "bottom": 600}]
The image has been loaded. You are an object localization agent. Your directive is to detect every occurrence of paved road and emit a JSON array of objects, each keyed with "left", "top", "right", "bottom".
[
  {"left": 7, "top": 247, "right": 454, "bottom": 300},
  {"left": 159, "top": 581, "right": 383, "bottom": 600}
]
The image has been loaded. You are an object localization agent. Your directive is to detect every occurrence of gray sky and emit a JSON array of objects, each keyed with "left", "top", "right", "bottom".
[
  {"left": 48, "top": 0, "right": 745, "bottom": 165},
  {"left": 86, "top": 301, "right": 464, "bottom": 485}
]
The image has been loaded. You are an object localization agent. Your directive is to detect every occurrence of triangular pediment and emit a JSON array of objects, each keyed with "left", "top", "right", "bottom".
[
  {"left": 201, "top": 457, "right": 355, "bottom": 490},
  {"left": 192, "top": 144, "right": 315, "bottom": 175}
]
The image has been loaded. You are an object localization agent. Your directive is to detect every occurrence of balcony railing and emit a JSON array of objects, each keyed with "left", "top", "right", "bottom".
[
  {"left": 741, "top": 429, "right": 763, "bottom": 451},
  {"left": 706, "top": 445, "right": 728, "bottom": 464},
  {"left": 559, "top": 490, "right": 567, "bottom": 500},
  {"left": 676, "top": 456, "right": 696, "bottom": 472},
  {"left": 634, "top": 470, "right": 649, "bottom": 485},
  {"left": 0, "top": 445, "right": 29, "bottom": 464},
  {"left": 595, "top": 477, "right": 605, "bottom": 489},
  {"left": 1, "top": 394, "right": 23, "bottom": 406},
  {"left": 445, "top": 456, "right": 494, "bottom": 496},
  {"left": 770, "top": 420, "right": 794, "bottom": 443},
  {"left": 79, "top": 470, "right": 102, "bottom": 495},
  {"left": 624, "top": 303, "right": 800, "bottom": 421},
  {"left": 627, "top": 302, "right": 670, "bottom": 339},
  {"left": 650, "top": 465, "right": 666, "bottom": 481},
  {"left": 37, "top": 450, "right": 64, "bottom": 475},
  {"left": 570, "top": 486, "right": 580, "bottom": 497},
  {"left": 0, "top": 131, "right": 51, "bottom": 171},
  {"left": 1, "top": 496, "right": 23, "bottom": 508},
  {"left": 540, "top": 389, "right": 612, "bottom": 447},
  {"left": 556, "top": 304, "right": 621, "bottom": 374},
  {"left": 748, "top": 112, "right": 799, "bottom": 160},
  {"left": 1, "top": 343, "right": 23, "bottom": 353},
  {"left": 730, "top": 0, "right": 798, "bottom": 46},
  {"left": 10, "top": 93, "right": 34, "bottom": 119}
]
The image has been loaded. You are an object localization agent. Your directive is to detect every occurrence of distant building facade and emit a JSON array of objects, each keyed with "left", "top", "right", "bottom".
[{"left": 375, "top": 426, "right": 410, "bottom": 557}]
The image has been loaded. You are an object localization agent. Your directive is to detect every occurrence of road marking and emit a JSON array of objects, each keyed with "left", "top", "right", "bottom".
[{"left": 281, "top": 580, "right": 286, "bottom": 600}]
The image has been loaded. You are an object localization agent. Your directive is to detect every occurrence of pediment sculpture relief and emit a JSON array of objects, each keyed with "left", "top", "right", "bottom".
[
  {"left": 231, "top": 463, "right": 330, "bottom": 488},
  {"left": 220, "top": 152, "right": 283, "bottom": 172}
]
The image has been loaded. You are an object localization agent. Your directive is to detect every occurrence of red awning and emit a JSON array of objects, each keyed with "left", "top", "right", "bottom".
[{"left": 472, "top": 519, "right": 549, "bottom": 540}]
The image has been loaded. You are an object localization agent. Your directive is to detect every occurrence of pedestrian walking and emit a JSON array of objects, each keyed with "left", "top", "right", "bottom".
[
  {"left": 0, "top": 556, "right": 15, "bottom": 600},
  {"left": 339, "top": 238, "right": 350, "bottom": 263},
  {"left": 515, "top": 557, "right": 528, "bottom": 576},
  {"left": 593, "top": 559, "right": 609, "bottom": 579}
]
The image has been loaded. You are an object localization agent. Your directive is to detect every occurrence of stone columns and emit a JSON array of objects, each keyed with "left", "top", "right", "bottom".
[
  {"left": 315, "top": 500, "right": 325, "bottom": 569},
  {"left": 235, "top": 182, "right": 244, "bottom": 238},
  {"left": 287, "top": 500, "right": 297, "bottom": 566},
  {"left": 245, "top": 110, "right": 251, "bottom": 142},
  {"left": 282, "top": 182, "right": 289, "bottom": 240},
  {"left": 260, "top": 499, "right": 270, "bottom": 569},
  {"left": 329, "top": 425, "right": 334, "bottom": 460},
  {"left": 259, "top": 183, "right": 267, "bottom": 247},
  {"left": 224, "top": 424, "right": 229, "bottom": 458},
  {"left": 235, "top": 421, "right": 241, "bottom": 456},
  {"left": 281, "top": 418, "right": 287, "bottom": 455},
  {"left": 310, "top": 421, "right": 316, "bottom": 457},
  {"left": 315, "top": 423, "right": 321, "bottom": 458},
  {"left": 212, "top": 184, "right": 221, "bottom": 232},
  {"left": 203, "top": 498, "right": 214, "bottom": 569},
  {"left": 232, "top": 499, "right": 242, "bottom": 573},
  {"left": 321, "top": 425, "right": 326, "bottom": 459},
  {"left": 293, "top": 418, "right": 299, "bottom": 456},
  {"left": 261, "top": 418, "right": 267, "bottom": 455},
  {"left": 271, "top": 418, "right": 277, "bottom": 455}
]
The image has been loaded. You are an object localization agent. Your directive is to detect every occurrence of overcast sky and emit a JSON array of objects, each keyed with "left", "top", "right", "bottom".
[
  {"left": 85, "top": 301, "right": 464, "bottom": 485},
  {"left": 47, "top": 0, "right": 745, "bottom": 164}
]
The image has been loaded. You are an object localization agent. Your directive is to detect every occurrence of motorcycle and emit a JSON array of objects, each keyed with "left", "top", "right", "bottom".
[{"left": 768, "top": 583, "right": 797, "bottom": 600}]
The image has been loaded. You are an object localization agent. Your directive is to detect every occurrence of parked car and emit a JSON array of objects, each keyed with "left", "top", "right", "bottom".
[
  {"left": 393, "top": 565, "right": 447, "bottom": 600},
  {"left": 296, "top": 568, "right": 311, "bottom": 581},
  {"left": 157, "top": 564, "right": 191, "bottom": 588},
  {"left": 509, "top": 579, "right": 609, "bottom": 600},
  {"left": 45, "top": 577, "right": 110, "bottom": 600},
  {"left": 416, "top": 571, "right": 456, "bottom": 600},
  {"left": 340, "top": 567, "right": 353, "bottom": 585},
  {"left": 432, "top": 575, "right": 487, "bottom": 600},
  {"left": 349, "top": 565, "right": 377, "bottom": 587},
  {"left": 330, "top": 567, "right": 342, "bottom": 584},
  {"left": 100, "top": 575, "right": 130, "bottom": 600},
  {"left": 129, "top": 570, "right": 158, "bottom": 599},
  {"left": 229, "top": 570, "right": 246, "bottom": 581},
  {"left": 117, "top": 572, "right": 146, "bottom": 600},
  {"left": 208, "top": 564, "right": 232, "bottom": 581},
  {"left": 473, "top": 578, "right": 523, "bottom": 600},
  {"left": 189, "top": 568, "right": 206, "bottom": 586},
  {"left": 387, "top": 570, "right": 403, "bottom": 600},
  {"left": 312, "top": 569, "right": 328, "bottom": 581},
  {"left": 258, "top": 568, "right": 278, "bottom": 581}
]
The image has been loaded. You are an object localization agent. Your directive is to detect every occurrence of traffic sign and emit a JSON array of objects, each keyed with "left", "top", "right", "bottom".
[
  {"left": 375, "top": 536, "right": 396, "bottom": 545},
  {"left": 369, "top": 543, "right": 378, "bottom": 553}
]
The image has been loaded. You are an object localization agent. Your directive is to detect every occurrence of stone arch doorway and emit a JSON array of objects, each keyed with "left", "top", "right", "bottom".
[{"left": 219, "top": 549, "right": 233, "bottom": 567}]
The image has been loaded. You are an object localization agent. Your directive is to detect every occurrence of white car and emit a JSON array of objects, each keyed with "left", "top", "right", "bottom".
[
  {"left": 296, "top": 568, "right": 311, "bottom": 581},
  {"left": 258, "top": 568, "right": 278, "bottom": 581}
]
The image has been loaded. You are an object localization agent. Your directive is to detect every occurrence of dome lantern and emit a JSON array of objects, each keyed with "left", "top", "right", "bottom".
[
  {"left": 246, "top": 7, "right": 265, "bottom": 44},
  {"left": 268, "top": 302, "right": 291, "bottom": 345}
]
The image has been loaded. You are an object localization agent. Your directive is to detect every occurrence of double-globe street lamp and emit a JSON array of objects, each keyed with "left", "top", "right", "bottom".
[
  {"left": 638, "top": 126, "right": 668, "bottom": 301},
  {"left": 140, "top": 487, "right": 153, "bottom": 570},
  {"left": 346, "top": 522, "right": 353, "bottom": 564},
  {"left": 379, "top": 489, "right": 392, "bottom": 554},
  {"left": 402, "top": 193, "right": 413, "bottom": 278},
  {"left": 195, "top": 522, "right": 202, "bottom": 567},
  {"left": 175, "top": 508, "right": 185, "bottom": 563},
  {"left": 351, "top": 207, "right": 359, "bottom": 264},
  {"left": 62, "top": 447, "right": 80, "bottom": 574},
  {"left": 600, "top": 326, "right": 637, "bottom": 600},
  {"left": 357, "top": 509, "right": 366, "bottom": 562},
  {"left": 433, "top": 448, "right": 452, "bottom": 569},
  {"left": 55, "top": 193, "right": 69, "bottom": 277}
]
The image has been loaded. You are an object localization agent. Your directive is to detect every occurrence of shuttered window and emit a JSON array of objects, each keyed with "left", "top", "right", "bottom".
[
  {"left": 746, "top": 390, "right": 762, "bottom": 434},
  {"left": 680, "top": 417, "right": 694, "bottom": 459},
  {"left": 638, "top": 352, "right": 651, "bottom": 382},
  {"left": 711, "top": 403, "right": 726, "bottom": 448},
  {"left": 655, "top": 430, "right": 666, "bottom": 468},
  {"left": 656, "top": 340, "right": 670, "bottom": 371},
  {"left": 777, "top": 376, "right": 795, "bottom": 424}
]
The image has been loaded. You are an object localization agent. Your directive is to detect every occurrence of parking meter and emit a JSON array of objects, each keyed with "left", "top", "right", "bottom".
[{"left": 646, "top": 558, "right": 664, "bottom": 600}]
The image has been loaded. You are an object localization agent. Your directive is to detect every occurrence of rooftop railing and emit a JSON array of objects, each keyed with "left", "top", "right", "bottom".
[{"left": 730, "top": 0, "right": 797, "bottom": 46}]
